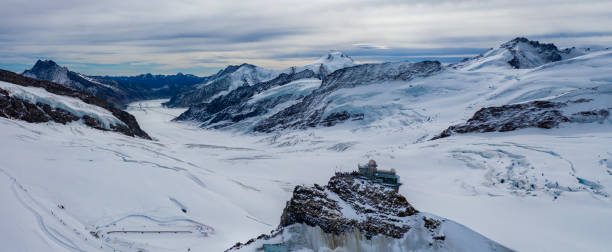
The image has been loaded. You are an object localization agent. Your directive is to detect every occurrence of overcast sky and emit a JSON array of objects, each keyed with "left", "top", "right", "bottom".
[{"left": 1, "top": 0, "right": 611, "bottom": 76}]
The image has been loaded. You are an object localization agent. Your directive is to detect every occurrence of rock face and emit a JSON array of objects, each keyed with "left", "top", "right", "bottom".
[
  {"left": 227, "top": 173, "right": 512, "bottom": 252},
  {"left": 501, "top": 37, "right": 566, "bottom": 69},
  {"left": 175, "top": 69, "right": 319, "bottom": 128},
  {"left": 0, "top": 90, "right": 80, "bottom": 124},
  {"left": 253, "top": 61, "right": 442, "bottom": 132},
  {"left": 0, "top": 69, "right": 151, "bottom": 139},
  {"left": 280, "top": 173, "right": 419, "bottom": 239},
  {"left": 433, "top": 98, "right": 611, "bottom": 140},
  {"left": 433, "top": 101, "right": 569, "bottom": 139},
  {"left": 163, "top": 63, "right": 281, "bottom": 108}
]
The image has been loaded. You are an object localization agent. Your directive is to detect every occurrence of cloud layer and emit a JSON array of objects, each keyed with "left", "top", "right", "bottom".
[{"left": 1, "top": 0, "right": 611, "bottom": 75}]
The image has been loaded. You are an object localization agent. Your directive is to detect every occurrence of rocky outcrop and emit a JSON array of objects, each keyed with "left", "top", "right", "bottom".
[
  {"left": 433, "top": 99, "right": 611, "bottom": 140},
  {"left": 280, "top": 173, "right": 418, "bottom": 239},
  {"left": 227, "top": 173, "right": 512, "bottom": 252},
  {"left": 253, "top": 61, "right": 442, "bottom": 132},
  {"left": 501, "top": 37, "right": 565, "bottom": 69},
  {"left": 0, "top": 91, "right": 79, "bottom": 124},
  {"left": 174, "top": 69, "right": 318, "bottom": 127},
  {"left": 0, "top": 69, "right": 151, "bottom": 139}
]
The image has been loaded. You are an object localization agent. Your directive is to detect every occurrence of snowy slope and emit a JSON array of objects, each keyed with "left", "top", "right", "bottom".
[
  {"left": 454, "top": 37, "right": 587, "bottom": 71},
  {"left": 251, "top": 39, "right": 611, "bottom": 134},
  {"left": 0, "top": 99, "right": 610, "bottom": 252}
]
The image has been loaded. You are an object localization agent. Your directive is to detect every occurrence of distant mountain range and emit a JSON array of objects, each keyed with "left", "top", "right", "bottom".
[
  {"left": 169, "top": 37, "right": 610, "bottom": 135},
  {"left": 9, "top": 37, "right": 611, "bottom": 137},
  {"left": 22, "top": 60, "right": 207, "bottom": 108}
]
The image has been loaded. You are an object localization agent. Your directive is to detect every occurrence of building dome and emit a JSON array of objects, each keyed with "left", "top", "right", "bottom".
[{"left": 368, "top": 159, "right": 377, "bottom": 168}]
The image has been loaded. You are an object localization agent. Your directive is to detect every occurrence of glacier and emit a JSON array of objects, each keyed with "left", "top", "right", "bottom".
[{"left": 0, "top": 37, "right": 611, "bottom": 252}]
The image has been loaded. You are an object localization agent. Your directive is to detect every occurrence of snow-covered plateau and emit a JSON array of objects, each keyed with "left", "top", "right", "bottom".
[{"left": 0, "top": 38, "right": 611, "bottom": 252}]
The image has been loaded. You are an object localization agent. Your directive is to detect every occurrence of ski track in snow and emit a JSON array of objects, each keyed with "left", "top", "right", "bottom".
[{"left": 1, "top": 168, "right": 89, "bottom": 252}]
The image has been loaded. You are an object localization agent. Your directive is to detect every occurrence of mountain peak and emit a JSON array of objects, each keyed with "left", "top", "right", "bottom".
[
  {"left": 31, "top": 59, "right": 61, "bottom": 70},
  {"left": 23, "top": 59, "right": 69, "bottom": 80},
  {"left": 319, "top": 50, "right": 353, "bottom": 63},
  {"left": 306, "top": 50, "right": 355, "bottom": 76},
  {"left": 455, "top": 37, "right": 575, "bottom": 70},
  {"left": 501, "top": 37, "right": 560, "bottom": 52}
]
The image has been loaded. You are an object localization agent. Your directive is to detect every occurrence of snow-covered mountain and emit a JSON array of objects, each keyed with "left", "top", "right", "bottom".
[
  {"left": 229, "top": 174, "right": 511, "bottom": 252},
  {"left": 453, "top": 37, "right": 587, "bottom": 70},
  {"left": 164, "top": 51, "right": 355, "bottom": 109},
  {"left": 175, "top": 69, "right": 319, "bottom": 129},
  {"left": 169, "top": 38, "right": 612, "bottom": 135},
  {"left": 163, "top": 63, "right": 283, "bottom": 108},
  {"left": 302, "top": 50, "right": 356, "bottom": 77},
  {"left": 0, "top": 69, "right": 150, "bottom": 138},
  {"left": 253, "top": 60, "right": 443, "bottom": 132},
  {"left": 237, "top": 38, "right": 609, "bottom": 135},
  {"left": 23, "top": 60, "right": 134, "bottom": 107},
  {"left": 22, "top": 60, "right": 205, "bottom": 108}
]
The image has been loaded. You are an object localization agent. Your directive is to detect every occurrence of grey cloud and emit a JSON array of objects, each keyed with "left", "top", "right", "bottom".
[{"left": 1, "top": 0, "right": 611, "bottom": 75}]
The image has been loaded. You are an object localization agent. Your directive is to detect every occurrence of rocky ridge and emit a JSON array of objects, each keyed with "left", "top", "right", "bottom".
[
  {"left": 453, "top": 37, "right": 586, "bottom": 70},
  {"left": 0, "top": 69, "right": 151, "bottom": 139},
  {"left": 22, "top": 60, "right": 205, "bottom": 108},
  {"left": 253, "top": 60, "right": 442, "bottom": 132},
  {"left": 163, "top": 63, "right": 281, "bottom": 108},
  {"left": 433, "top": 93, "right": 611, "bottom": 140},
  {"left": 175, "top": 69, "right": 318, "bottom": 128},
  {"left": 227, "top": 173, "right": 511, "bottom": 252}
]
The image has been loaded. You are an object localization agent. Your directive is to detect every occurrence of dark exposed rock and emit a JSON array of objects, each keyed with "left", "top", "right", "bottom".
[
  {"left": 433, "top": 99, "right": 611, "bottom": 140},
  {"left": 432, "top": 101, "right": 569, "bottom": 140},
  {"left": 320, "top": 111, "right": 364, "bottom": 127},
  {"left": 227, "top": 172, "right": 513, "bottom": 252},
  {"left": 279, "top": 173, "right": 418, "bottom": 239},
  {"left": 502, "top": 37, "right": 564, "bottom": 69},
  {"left": 0, "top": 90, "right": 79, "bottom": 125},
  {"left": 0, "top": 69, "right": 151, "bottom": 139},
  {"left": 570, "top": 109, "right": 610, "bottom": 123}
]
